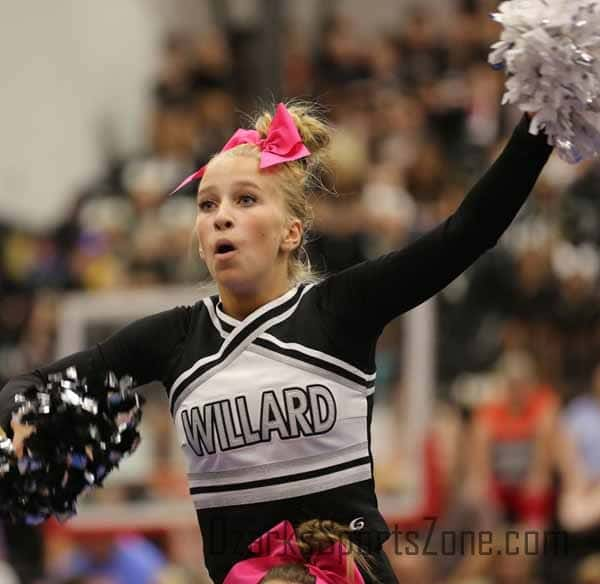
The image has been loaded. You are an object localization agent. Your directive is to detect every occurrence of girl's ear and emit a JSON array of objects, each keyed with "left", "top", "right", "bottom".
[{"left": 281, "top": 218, "right": 303, "bottom": 253}]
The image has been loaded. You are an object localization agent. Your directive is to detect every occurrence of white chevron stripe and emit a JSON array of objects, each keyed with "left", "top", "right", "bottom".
[
  {"left": 171, "top": 285, "right": 314, "bottom": 414},
  {"left": 170, "top": 284, "right": 308, "bottom": 401},
  {"left": 260, "top": 333, "right": 376, "bottom": 382},
  {"left": 248, "top": 344, "right": 375, "bottom": 395},
  {"left": 202, "top": 296, "right": 226, "bottom": 338}
]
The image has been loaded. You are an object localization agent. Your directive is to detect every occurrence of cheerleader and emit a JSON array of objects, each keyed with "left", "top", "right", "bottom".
[{"left": 0, "top": 99, "right": 552, "bottom": 582}]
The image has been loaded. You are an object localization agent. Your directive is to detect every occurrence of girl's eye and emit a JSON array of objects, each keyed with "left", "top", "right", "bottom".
[
  {"left": 239, "top": 194, "right": 256, "bottom": 205},
  {"left": 198, "top": 200, "right": 215, "bottom": 212}
]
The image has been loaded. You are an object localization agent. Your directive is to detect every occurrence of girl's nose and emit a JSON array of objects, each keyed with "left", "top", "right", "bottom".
[
  {"left": 215, "top": 217, "right": 234, "bottom": 230},
  {"left": 214, "top": 205, "right": 234, "bottom": 230}
]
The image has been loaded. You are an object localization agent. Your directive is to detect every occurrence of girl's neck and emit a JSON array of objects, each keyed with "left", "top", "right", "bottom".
[{"left": 219, "top": 279, "right": 293, "bottom": 321}]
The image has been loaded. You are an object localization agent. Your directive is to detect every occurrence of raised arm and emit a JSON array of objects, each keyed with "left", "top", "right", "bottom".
[
  {"left": 0, "top": 305, "right": 191, "bottom": 438},
  {"left": 318, "top": 115, "right": 553, "bottom": 334}
]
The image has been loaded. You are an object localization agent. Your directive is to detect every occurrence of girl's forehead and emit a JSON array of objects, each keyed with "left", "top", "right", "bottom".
[
  {"left": 204, "top": 153, "right": 260, "bottom": 179},
  {"left": 199, "top": 155, "right": 278, "bottom": 195}
]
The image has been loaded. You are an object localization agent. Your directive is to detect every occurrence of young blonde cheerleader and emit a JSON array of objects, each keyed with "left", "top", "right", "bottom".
[{"left": 0, "top": 100, "right": 552, "bottom": 582}]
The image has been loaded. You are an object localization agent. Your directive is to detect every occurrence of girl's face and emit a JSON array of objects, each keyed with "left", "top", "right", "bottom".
[{"left": 196, "top": 154, "right": 302, "bottom": 296}]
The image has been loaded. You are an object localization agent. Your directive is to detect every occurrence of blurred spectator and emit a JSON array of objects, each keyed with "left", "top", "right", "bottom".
[
  {"left": 467, "top": 351, "right": 558, "bottom": 528},
  {"left": 551, "top": 242, "right": 600, "bottom": 391},
  {"left": 578, "top": 554, "right": 600, "bottom": 584},
  {"left": 58, "top": 578, "right": 115, "bottom": 584},
  {"left": 315, "top": 14, "right": 371, "bottom": 92},
  {"left": 153, "top": 564, "right": 213, "bottom": 584},
  {"left": 489, "top": 542, "right": 535, "bottom": 584},
  {"left": 54, "top": 534, "right": 166, "bottom": 584},
  {"left": 562, "top": 362, "right": 600, "bottom": 487},
  {"left": 306, "top": 124, "right": 368, "bottom": 274},
  {"left": 388, "top": 543, "right": 434, "bottom": 584},
  {"left": 153, "top": 32, "right": 194, "bottom": 110},
  {"left": 554, "top": 363, "right": 600, "bottom": 556}
]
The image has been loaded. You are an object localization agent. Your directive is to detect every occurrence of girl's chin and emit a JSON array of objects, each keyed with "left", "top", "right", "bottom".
[{"left": 214, "top": 272, "right": 258, "bottom": 294}]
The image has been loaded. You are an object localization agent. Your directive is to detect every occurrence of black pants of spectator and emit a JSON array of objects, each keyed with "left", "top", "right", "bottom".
[{"left": 537, "top": 521, "right": 599, "bottom": 584}]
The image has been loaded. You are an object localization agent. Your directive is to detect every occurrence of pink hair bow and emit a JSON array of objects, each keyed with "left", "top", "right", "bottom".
[
  {"left": 223, "top": 521, "right": 366, "bottom": 584},
  {"left": 170, "top": 103, "right": 311, "bottom": 194}
]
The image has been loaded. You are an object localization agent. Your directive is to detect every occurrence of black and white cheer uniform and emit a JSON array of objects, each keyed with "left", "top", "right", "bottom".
[{"left": 0, "top": 116, "right": 552, "bottom": 583}]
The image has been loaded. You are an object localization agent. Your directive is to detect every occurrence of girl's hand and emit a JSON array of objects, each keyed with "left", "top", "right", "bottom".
[{"left": 10, "top": 413, "right": 35, "bottom": 457}]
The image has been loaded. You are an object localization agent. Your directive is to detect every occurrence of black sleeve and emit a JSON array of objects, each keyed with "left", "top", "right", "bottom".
[
  {"left": 317, "top": 115, "right": 553, "bottom": 336},
  {"left": 0, "top": 306, "right": 191, "bottom": 436}
]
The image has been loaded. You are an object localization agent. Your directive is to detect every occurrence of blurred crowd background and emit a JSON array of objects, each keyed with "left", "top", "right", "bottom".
[{"left": 3, "top": 0, "right": 600, "bottom": 583}]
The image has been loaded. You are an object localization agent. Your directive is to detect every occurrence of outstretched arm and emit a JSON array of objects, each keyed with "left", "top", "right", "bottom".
[
  {"left": 318, "top": 115, "right": 553, "bottom": 334},
  {"left": 0, "top": 305, "right": 191, "bottom": 438}
]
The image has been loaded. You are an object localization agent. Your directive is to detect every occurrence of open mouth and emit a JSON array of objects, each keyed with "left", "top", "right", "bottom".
[{"left": 215, "top": 242, "right": 237, "bottom": 256}]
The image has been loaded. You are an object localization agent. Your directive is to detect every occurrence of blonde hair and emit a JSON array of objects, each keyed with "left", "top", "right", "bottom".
[
  {"left": 209, "top": 100, "right": 333, "bottom": 285},
  {"left": 260, "top": 519, "right": 376, "bottom": 584}
]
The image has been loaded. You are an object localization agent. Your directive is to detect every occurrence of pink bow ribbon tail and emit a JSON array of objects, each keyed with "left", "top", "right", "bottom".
[{"left": 168, "top": 166, "right": 207, "bottom": 196}]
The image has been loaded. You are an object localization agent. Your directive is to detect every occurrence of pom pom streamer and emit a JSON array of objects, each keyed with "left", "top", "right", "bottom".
[
  {"left": 489, "top": 0, "right": 600, "bottom": 163},
  {"left": 0, "top": 368, "right": 144, "bottom": 524}
]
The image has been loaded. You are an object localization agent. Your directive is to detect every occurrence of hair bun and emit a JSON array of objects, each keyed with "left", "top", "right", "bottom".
[{"left": 254, "top": 101, "right": 331, "bottom": 157}]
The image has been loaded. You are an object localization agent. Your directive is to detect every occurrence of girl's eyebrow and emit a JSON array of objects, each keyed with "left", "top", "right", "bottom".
[
  {"left": 197, "top": 185, "right": 217, "bottom": 199},
  {"left": 197, "top": 180, "right": 261, "bottom": 199}
]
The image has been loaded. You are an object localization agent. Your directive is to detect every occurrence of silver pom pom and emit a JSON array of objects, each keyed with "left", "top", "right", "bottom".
[{"left": 490, "top": 0, "right": 600, "bottom": 163}]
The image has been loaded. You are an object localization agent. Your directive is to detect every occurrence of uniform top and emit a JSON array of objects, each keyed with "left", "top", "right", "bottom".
[{"left": 0, "top": 115, "right": 552, "bottom": 583}]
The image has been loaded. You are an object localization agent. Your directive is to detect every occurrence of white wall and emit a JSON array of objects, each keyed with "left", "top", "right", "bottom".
[{"left": 0, "top": 1, "right": 163, "bottom": 229}]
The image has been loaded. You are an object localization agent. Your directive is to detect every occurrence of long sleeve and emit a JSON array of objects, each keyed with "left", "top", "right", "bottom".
[
  {"left": 0, "top": 305, "right": 192, "bottom": 436},
  {"left": 317, "top": 115, "right": 553, "bottom": 335}
]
